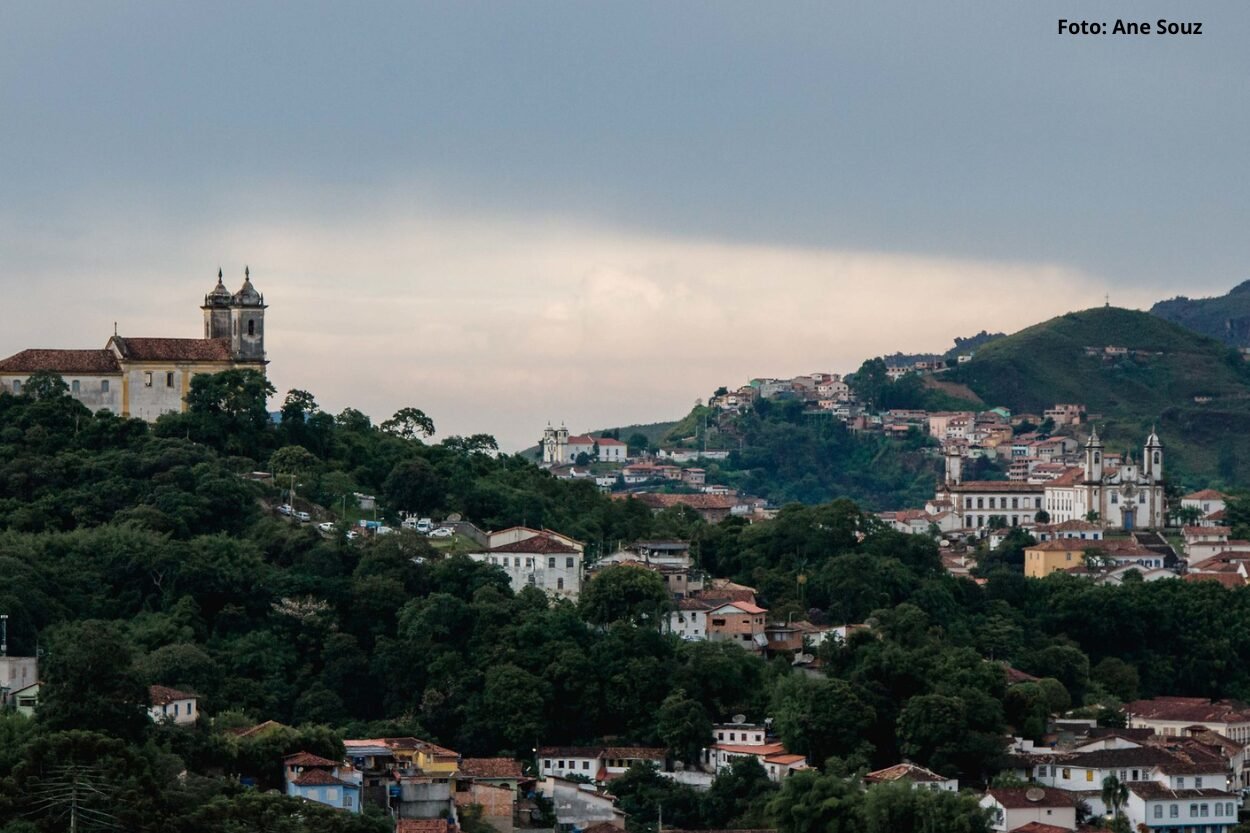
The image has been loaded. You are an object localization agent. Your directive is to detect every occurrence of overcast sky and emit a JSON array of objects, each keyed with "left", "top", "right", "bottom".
[{"left": 2, "top": 2, "right": 1247, "bottom": 450}]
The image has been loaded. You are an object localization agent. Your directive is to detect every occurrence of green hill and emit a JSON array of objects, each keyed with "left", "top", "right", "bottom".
[
  {"left": 1151, "top": 280, "right": 1250, "bottom": 347},
  {"left": 945, "top": 306, "right": 1250, "bottom": 486}
]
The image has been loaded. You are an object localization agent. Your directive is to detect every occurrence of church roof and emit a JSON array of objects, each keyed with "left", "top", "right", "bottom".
[
  {"left": 0, "top": 348, "right": 121, "bottom": 375},
  {"left": 944, "top": 480, "right": 1043, "bottom": 493},
  {"left": 204, "top": 269, "right": 233, "bottom": 306},
  {"left": 110, "top": 337, "right": 235, "bottom": 362},
  {"left": 232, "top": 267, "right": 264, "bottom": 307}
]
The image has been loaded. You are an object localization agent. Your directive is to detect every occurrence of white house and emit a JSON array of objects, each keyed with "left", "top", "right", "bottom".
[
  {"left": 468, "top": 530, "right": 583, "bottom": 601},
  {"left": 596, "top": 438, "right": 628, "bottom": 463},
  {"left": 1182, "top": 489, "right": 1228, "bottom": 519},
  {"left": 978, "top": 787, "right": 1076, "bottom": 832},
  {"left": 1125, "top": 782, "right": 1240, "bottom": 833},
  {"left": 148, "top": 685, "right": 198, "bottom": 725},
  {"left": 537, "top": 746, "right": 665, "bottom": 784},
  {"left": 864, "top": 763, "right": 957, "bottom": 792},
  {"left": 701, "top": 724, "right": 808, "bottom": 783}
]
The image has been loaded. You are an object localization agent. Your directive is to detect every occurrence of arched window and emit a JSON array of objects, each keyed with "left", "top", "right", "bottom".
[
  {"left": 1094, "top": 452, "right": 1101, "bottom": 464},
  {"left": 1153, "top": 452, "right": 1160, "bottom": 465},
  {"left": 247, "top": 319, "right": 255, "bottom": 336}
]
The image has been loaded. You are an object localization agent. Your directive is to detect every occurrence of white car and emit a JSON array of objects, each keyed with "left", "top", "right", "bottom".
[
  {"left": 428, "top": 527, "right": 454, "bottom": 538},
  {"left": 277, "top": 504, "right": 293, "bottom": 516},
  {"left": 295, "top": 511, "right": 312, "bottom": 523},
  {"left": 377, "top": 525, "right": 394, "bottom": 536},
  {"left": 317, "top": 521, "right": 336, "bottom": 533},
  {"left": 415, "top": 518, "right": 433, "bottom": 534},
  {"left": 345, "top": 530, "right": 360, "bottom": 541}
]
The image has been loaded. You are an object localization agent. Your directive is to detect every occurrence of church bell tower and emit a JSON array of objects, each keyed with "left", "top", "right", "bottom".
[
  {"left": 202, "top": 268, "right": 233, "bottom": 339},
  {"left": 229, "top": 266, "right": 267, "bottom": 362},
  {"left": 1084, "top": 427, "right": 1104, "bottom": 483}
]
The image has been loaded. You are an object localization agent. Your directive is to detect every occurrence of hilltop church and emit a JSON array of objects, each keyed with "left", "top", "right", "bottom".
[{"left": 0, "top": 269, "right": 268, "bottom": 421}]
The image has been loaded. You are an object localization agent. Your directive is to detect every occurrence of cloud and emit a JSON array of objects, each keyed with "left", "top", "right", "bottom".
[{"left": 0, "top": 197, "right": 1164, "bottom": 451}]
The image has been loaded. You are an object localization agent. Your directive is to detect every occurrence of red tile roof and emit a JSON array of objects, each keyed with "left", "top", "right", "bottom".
[
  {"left": 1184, "top": 526, "right": 1230, "bottom": 537},
  {"left": 0, "top": 348, "right": 120, "bottom": 374},
  {"left": 985, "top": 787, "right": 1076, "bottom": 809},
  {"left": 1046, "top": 468, "right": 1086, "bottom": 487},
  {"left": 1125, "top": 696, "right": 1250, "bottom": 724},
  {"left": 110, "top": 336, "right": 236, "bottom": 362},
  {"left": 946, "top": 481, "right": 1045, "bottom": 493},
  {"left": 227, "top": 719, "right": 288, "bottom": 737},
  {"left": 292, "top": 768, "right": 352, "bottom": 787},
  {"left": 1183, "top": 572, "right": 1246, "bottom": 588},
  {"left": 1011, "top": 824, "right": 1073, "bottom": 833},
  {"left": 459, "top": 757, "right": 525, "bottom": 778},
  {"left": 149, "top": 684, "right": 196, "bottom": 705},
  {"left": 284, "top": 751, "right": 340, "bottom": 767},
  {"left": 864, "top": 763, "right": 949, "bottom": 783},
  {"left": 629, "top": 494, "right": 742, "bottom": 510},
  {"left": 1185, "top": 489, "right": 1226, "bottom": 501},
  {"left": 491, "top": 535, "right": 579, "bottom": 554}
]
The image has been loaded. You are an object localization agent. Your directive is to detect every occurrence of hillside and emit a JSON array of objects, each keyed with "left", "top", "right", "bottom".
[
  {"left": 945, "top": 306, "right": 1250, "bottom": 485},
  {"left": 1151, "top": 280, "right": 1250, "bottom": 347}
]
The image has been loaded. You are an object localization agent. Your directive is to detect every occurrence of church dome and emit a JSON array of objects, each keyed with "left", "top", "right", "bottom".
[
  {"left": 204, "top": 268, "right": 232, "bottom": 307},
  {"left": 232, "top": 266, "right": 264, "bottom": 307}
]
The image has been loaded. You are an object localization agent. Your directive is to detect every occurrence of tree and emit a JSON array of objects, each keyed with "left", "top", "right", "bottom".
[
  {"left": 849, "top": 359, "right": 890, "bottom": 410},
  {"left": 1170, "top": 505, "right": 1202, "bottom": 526},
  {"left": 280, "top": 389, "right": 318, "bottom": 422},
  {"left": 768, "top": 769, "right": 865, "bottom": 833},
  {"left": 381, "top": 407, "right": 435, "bottom": 440},
  {"left": 1034, "top": 509, "right": 1051, "bottom": 524},
  {"left": 702, "top": 756, "right": 775, "bottom": 828},
  {"left": 441, "top": 434, "right": 499, "bottom": 455},
  {"left": 269, "top": 445, "right": 319, "bottom": 480},
  {"left": 579, "top": 566, "right": 671, "bottom": 627},
  {"left": 383, "top": 458, "right": 447, "bottom": 513},
  {"left": 656, "top": 690, "right": 712, "bottom": 764},
  {"left": 861, "top": 781, "right": 991, "bottom": 833},
  {"left": 39, "top": 621, "right": 151, "bottom": 743},
  {"left": 627, "top": 433, "right": 650, "bottom": 455},
  {"left": 770, "top": 675, "right": 875, "bottom": 769},
  {"left": 1101, "top": 774, "right": 1128, "bottom": 824},
  {"left": 18, "top": 370, "right": 70, "bottom": 400}
]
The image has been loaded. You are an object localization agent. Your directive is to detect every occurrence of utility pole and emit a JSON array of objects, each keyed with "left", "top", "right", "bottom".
[{"left": 1, "top": 613, "right": 7, "bottom": 656}]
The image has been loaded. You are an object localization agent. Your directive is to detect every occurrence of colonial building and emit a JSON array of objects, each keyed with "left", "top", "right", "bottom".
[
  {"left": 1042, "top": 428, "right": 1166, "bottom": 530},
  {"left": 0, "top": 269, "right": 268, "bottom": 421}
]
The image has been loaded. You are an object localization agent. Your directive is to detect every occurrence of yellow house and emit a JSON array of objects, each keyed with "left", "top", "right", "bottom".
[{"left": 1024, "top": 539, "right": 1101, "bottom": 578}]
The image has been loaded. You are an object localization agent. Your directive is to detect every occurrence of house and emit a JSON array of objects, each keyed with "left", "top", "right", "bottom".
[
  {"left": 1125, "top": 782, "right": 1240, "bottom": 832},
  {"left": 11, "top": 681, "right": 39, "bottom": 717},
  {"left": 1043, "top": 404, "right": 1085, "bottom": 427},
  {"left": 705, "top": 601, "right": 768, "bottom": 653},
  {"left": 681, "top": 468, "right": 706, "bottom": 486},
  {"left": 467, "top": 530, "right": 583, "bottom": 600},
  {"left": 864, "top": 763, "right": 957, "bottom": 792},
  {"left": 935, "top": 464, "right": 1045, "bottom": 530},
  {"left": 763, "top": 620, "right": 834, "bottom": 654},
  {"left": 1124, "top": 698, "right": 1250, "bottom": 745},
  {"left": 284, "top": 751, "right": 363, "bottom": 813},
  {"left": 622, "top": 493, "right": 753, "bottom": 524},
  {"left": 1031, "top": 520, "right": 1103, "bottom": 542},
  {"left": 596, "top": 437, "right": 628, "bottom": 463},
  {"left": 978, "top": 787, "right": 1077, "bottom": 832},
  {"left": 666, "top": 598, "right": 713, "bottom": 641},
  {"left": 454, "top": 782, "right": 515, "bottom": 833},
  {"left": 343, "top": 737, "right": 459, "bottom": 818},
  {"left": 702, "top": 724, "right": 808, "bottom": 782},
  {"left": 537, "top": 747, "right": 665, "bottom": 783},
  {"left": 0, "top": 655, "right": 37, "bottom": 706},
  {"left": 457, "top": 758, "right": 525, "bottom": 791},
  {"left": 148, "top": 685, "right": 197, "bottom": 726},
  {"left": 1024, "top": 539, "right": 1173, "bottom": 579},
  {"left": 1182, "top": 490, "right": 1228, "bottom": 519},
  {"left": 0, "top": 270, "right": 267, "bottom": 421},
  {"left": 539, "top": 775, "right": 626, "bottom": 830}
]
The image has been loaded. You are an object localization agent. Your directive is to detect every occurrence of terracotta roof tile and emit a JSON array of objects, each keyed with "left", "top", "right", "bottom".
[
  {"left": 284, "top": 751, "right": 340, "bottom": 767},
  {"left": 491, "top": 535, "right": 579, "bottom": 554},
  {"left": 1125, "top": 696, "right": 1250, "bottom": 724},
  {"left": 149, "top": 684, "right": 196, "bottom": 705},
  {"left": 292, "top": 768, "right": 352, "bottom": 787},
  {"left": 985, "top": 787, "right": 1076, "bottom": 809},
  {"left": 111, "top": 336, "right": 237, "bottom": 362},
  {"left": 459, "top": 758, "right": 524, "bottom": 778},
  {"left": 0, "top": 349, "right": 120, "bottom": 374}
]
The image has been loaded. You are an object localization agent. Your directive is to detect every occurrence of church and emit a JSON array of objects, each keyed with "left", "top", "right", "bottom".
[
  {"left": 1042, "top": 427, "right": 1167, "bottom": 530},
  {"left": 939, "top": 427, "right": 1167, "bottom": 531},
  {"left": 0, "top": 269, "right": 268, "bottom": 421}
]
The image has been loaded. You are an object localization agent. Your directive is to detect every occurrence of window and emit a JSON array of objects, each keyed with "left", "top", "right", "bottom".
[
  {"left": 1170, "top": 804, "right": 1178, "bottom": 818},
  {"left": 1153, "top": 805, "right": 1162, "bottom": 819},
  {"left": 1062, "top": 768, "right": 1070, "bottom": 779},
  {"left": 548, "top": 557, "right": 556, "bottom": 568},
  {"left": 344, "top": 795, "right": 353, "bottom": 808},
  {"left": 582, "top": 761, "right": 589, "bottom": 770},
  {"left": 166, "top": 371, "right": 175, "bottom": 387},
  {"left": 11, "top": 381, "right": 19, "bottom": 393},
  {"left": 1111, "top": 493, "right": 1118, "bottom": 504},
  {"left": 173, "top": 703, "right": 179, "bottom": 716},
  {"left": 1086, "top": 770, "right": 1093, "bottom": 782},
  {"left": 557, "top": 578, "right": 564, "bottom": 590},
  {"left": 144, "top": 371, "right": 153, "bottom": 387},
  {"left": 543, "top": 760, "right": 551, "bottom": 768},
  {"left": 1190, "top": 803, "right": 1198, "bottom": 817},
  {"left": 566, "top": 556, "right": 574, "bottom": 568},
  {"left": 101, "top": 380, "right": 109, "bottom": 393},
  {"left": 71, "top": 380, "right": 80, "bottom": 393},
  {"left": 326, "top": 788, "right": 338, "bottom": 801},
  {"left": 711, "top": 618, "right": 726, "bottom": 626},
  {"left": 557, "top": 760, "right": 565, "bottom": 769},
  {"left": 1200, "top": 804, "right": 1208, "bottom": 817},
  {"left": 1177, "top": 777, "right": 1185, "bottom": 788},
  {"left": 1195, "top": 777, "right": 1203, "bottom": 788},
  {"left": 247, "top": 319, "right": 255, "bottom": 336}
]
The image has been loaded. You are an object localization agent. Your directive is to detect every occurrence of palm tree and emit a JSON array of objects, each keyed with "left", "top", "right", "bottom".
[{"left": 1101, "top": 774, "right": 1129, "bottom": 823}]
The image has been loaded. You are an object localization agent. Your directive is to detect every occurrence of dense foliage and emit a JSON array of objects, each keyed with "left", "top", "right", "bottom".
[{"left": 2, "top": 372, "right": 1250, "bottom": 832}]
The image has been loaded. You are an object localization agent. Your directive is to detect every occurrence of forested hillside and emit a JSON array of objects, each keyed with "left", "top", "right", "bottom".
[
  {"left": 1153, "top": 280, "right": 1250, "bottom": 348},
  {"left": 3, "top": 370, "right": 1250, "bottom": 832}
]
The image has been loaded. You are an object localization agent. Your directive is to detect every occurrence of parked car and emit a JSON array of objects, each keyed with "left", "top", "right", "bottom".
[
  {"left": 345, "top": 530, "right": 360, "bottom": 541},
  {"left": 377, "top": 525, "right": 394, "bottom": 535},
  {"left": 415, "top": 518, "right": 433, "bottom": 534},
  {"left": 295, "top": 511, "right": 312, "bottom": 523},
  {"left": 428, "top": 527, "right": 454, "bottom": 538},
  {"left": 317, "top": 521, "right": 336, "bottom": 533},
  {"left": 277, "top": 504, "right": 293, "bottom": 516}
]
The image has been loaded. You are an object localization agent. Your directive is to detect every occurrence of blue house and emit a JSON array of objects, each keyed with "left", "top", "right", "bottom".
[{"left": 284, "top": 751, "right": 362, "bottom": 813}]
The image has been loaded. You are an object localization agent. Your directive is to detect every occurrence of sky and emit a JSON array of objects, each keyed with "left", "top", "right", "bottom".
[{"left": 2, "top": 2, "right": 1248, "bottom": 450}]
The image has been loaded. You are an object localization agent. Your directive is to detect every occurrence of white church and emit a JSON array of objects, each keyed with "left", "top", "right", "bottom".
[{"left": 939, "top": 427, "right": 1167, "bottom": 531}]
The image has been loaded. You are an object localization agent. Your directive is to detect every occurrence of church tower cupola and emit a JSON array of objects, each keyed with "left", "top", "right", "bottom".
[
  {"left": 1084, "top": 426, "right": 1104, "bottom": 482},
  {"left": 202, "top": 267, "right": 233, "bottom": 338},
  {"left": 229, "top": 266, "right": 267, "bottom": 362}
]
